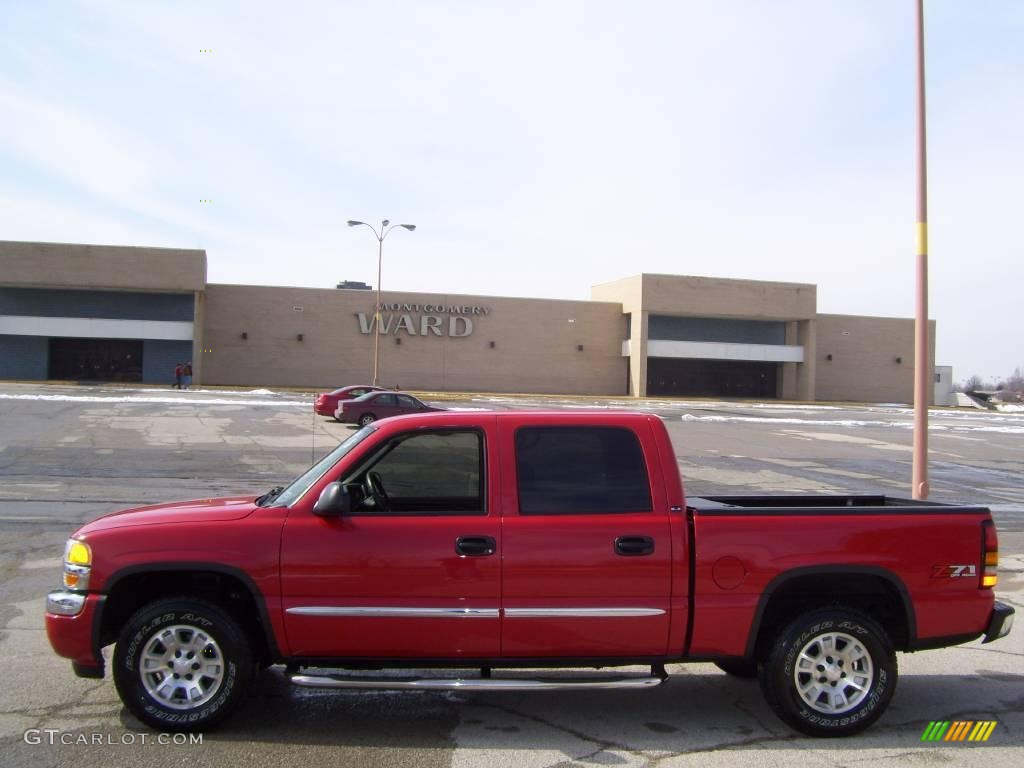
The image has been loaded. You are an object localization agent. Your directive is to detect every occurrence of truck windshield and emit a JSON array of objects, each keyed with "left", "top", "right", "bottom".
[{"left": 265, "top": 425, "right": 376, "bottom": 507}]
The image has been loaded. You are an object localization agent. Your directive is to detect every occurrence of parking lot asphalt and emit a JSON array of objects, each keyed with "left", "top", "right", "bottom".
[{"left": 0, "top": 382, "right": 1021, "bottom": 767}]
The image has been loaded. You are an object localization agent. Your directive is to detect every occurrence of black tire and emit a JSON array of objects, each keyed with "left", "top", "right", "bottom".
[
  {"left": 358, "top": 413, "right": 376, "bottom": 426},
  {"left": 113, "top": 598, "right": 252, "bottom": 732},
  {"left": 758, "top": 607, "right": 896, "bottom": 737},
  {"left": 715, "top": 659, "right": 759, "bottom": 678}
]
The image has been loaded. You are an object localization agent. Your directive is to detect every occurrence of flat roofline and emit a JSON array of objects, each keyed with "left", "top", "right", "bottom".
[
  {"left": 591, "top": 272, "right": 817, "bottom": 291},
  {"left": 0, "top": 239, "right": 207, "bottom": 255},
  {"left": 206, "top": 282, "right": 625, "bottom": 307},
  {"left": 644, "top": 272, "right": 816, "bottom": 290},
  {"left": 817, "top": 312, "right": 934, "bottom": 322}
]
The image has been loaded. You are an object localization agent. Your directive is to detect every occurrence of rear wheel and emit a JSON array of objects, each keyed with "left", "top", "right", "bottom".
[
  {"left": 759, "top": 607, "right": 896, "bottom": 737},
  {"left": 113, "top": 598, "right": 252, "bottom": 731},
  {"left": 358, "top": 413, "right": 377, "bottom": 426},
  {"left": 715, "top": 659, "right": 759, "bottom": 678}
]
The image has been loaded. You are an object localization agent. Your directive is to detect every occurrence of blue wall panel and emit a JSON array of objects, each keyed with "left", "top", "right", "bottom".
[
  {"left": 0, "top": 288, "right": 194, "bottom": 321},
  {"left": 143, "top": 340, "right": 193, "bottom": 385},
  {"left": 648, "top": 315, "right": 787, "bottom": 345},
  {"left": 0, "top": 334, "right": 49, "bottom": 380}
]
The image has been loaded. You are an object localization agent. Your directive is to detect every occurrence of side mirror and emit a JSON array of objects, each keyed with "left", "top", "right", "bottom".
[{"left": 313, "top": 482, "right": 352, "bottom": 517}]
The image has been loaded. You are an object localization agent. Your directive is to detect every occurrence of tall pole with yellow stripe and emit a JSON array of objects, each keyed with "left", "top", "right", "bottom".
[{"left": 912, "top": 0, "right": 930, "bottom": 499}]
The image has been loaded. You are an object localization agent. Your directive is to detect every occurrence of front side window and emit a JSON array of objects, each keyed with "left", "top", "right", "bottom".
[
  {"left": 515, "top": 426, "right": 652, "bottom": 515},
  {"left": 345, "top": 430, "right": 485, "bottom": 515},
  {"left": 397, "top": 395, "right": 419, "bottom": 408},
  {"left": 373, "top": 394, "right": 398, "bottom": 407}
]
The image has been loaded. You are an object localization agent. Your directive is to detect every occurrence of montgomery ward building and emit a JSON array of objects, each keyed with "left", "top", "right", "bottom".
[{"left": 0, "top": 241, "right": 937, "bottom": 403}]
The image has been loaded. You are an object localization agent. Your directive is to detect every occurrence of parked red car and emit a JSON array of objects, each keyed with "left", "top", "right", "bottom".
[
  {"left": 314, "top": 385, "right": 385, "bottom": 417},
  {"left": 336, "top": 391, "right": 440, "bottom": 426}
]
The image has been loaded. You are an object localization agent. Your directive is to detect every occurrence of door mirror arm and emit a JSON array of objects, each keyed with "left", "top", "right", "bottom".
[{"left": 313, "top": 482, "right": 353, "bottom": 517}]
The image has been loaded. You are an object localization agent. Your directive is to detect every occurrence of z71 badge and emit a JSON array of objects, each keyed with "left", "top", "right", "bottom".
[{"left": 931, "top": 564, "right": 977, "bottom": 578}]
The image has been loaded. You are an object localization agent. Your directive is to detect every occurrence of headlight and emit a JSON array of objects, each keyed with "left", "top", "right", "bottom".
[{"left": 62, "top": 539, "right": 92, "bottom": 590}]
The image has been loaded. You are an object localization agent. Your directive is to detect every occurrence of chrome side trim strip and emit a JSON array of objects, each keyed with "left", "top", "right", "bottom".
[
  {"left": 291, "top": 675, "right": 665, "bottom": 691},
  {"left": 286, "top": 606, "right": 499, "bottom": 618},
  {"left": 504, "top": 608, "right": 666, "bottom": 618},
  {"left": 286, "top": 606, "right": 664, "bottom": 619}
]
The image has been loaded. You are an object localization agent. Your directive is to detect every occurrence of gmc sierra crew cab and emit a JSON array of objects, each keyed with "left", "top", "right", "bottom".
[{"left": 45, "top": 411, "right": 1014, "bottom": 736}]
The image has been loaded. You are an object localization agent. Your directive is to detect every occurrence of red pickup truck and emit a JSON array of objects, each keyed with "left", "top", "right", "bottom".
[{"left": 45, "top": 411, "right": 1013, "bottom": 736}]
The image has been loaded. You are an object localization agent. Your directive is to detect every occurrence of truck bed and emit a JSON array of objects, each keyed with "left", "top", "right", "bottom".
[{"left": 687, "top": 494, "right": 990, "bottom": 514}]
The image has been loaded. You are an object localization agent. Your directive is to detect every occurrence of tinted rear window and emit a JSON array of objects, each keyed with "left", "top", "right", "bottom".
[{"left": 515, "top": 426, "right": 652, "bottom": 515}]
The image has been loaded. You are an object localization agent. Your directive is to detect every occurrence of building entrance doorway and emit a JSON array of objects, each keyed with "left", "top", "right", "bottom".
[
  {"left": 48, "top": 338, "right": 144, "bottom": 382},
  {"left": 647, "top": 358, "right": 779, "bottom": 398}
]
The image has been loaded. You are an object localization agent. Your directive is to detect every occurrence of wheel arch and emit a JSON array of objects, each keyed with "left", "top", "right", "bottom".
[
  {"left": 746, "top": 565, "right": 916, "bottom": 660},
  {"left": 99, "top": 563, "right": 280, "bottom": 664}
]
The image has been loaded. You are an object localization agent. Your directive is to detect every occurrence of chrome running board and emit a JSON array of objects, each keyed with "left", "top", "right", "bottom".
[{"left": 289, "top": 674, "right": 665, "bottom": 692}]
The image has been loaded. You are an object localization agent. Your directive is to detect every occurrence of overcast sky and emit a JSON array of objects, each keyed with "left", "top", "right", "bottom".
[{"left": 1, "top": 1, "right": 1021, "bottom": 382}]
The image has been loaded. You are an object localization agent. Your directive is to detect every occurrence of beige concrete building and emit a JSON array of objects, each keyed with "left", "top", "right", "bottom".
[{"left": 0, "top": 240, "right": 936, "bottom": 403}]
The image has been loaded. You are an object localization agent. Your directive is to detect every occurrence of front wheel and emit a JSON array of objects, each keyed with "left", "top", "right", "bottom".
[
  {"left": 113, "top": 598, "right": 252, "bottom": 731},
  {"left": 759, "top": 607, "right": 896, "bottom": 737}
]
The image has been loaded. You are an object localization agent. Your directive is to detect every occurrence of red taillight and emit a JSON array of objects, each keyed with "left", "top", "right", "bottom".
[{"left": 981, "top": 520, "right": 998, "bottom": 589}]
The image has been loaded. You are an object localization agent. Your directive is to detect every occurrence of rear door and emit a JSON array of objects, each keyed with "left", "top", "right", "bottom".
[
  {"left": 498, "top": 416, "right": 673, "bottom": 657},
  {"left": 369, "top": 393, "right": 399, "bottom": 418},
  {"left": 396, "top": 394, "right": 424, "bottom": 416}
]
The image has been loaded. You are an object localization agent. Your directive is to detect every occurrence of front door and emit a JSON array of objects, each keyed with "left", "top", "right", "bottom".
[
  {"left": 498, "top": 417, "right": 673, "bottom": 657},
  {"left": 280, "top": 424, "right": 500, "bottom": 659}
]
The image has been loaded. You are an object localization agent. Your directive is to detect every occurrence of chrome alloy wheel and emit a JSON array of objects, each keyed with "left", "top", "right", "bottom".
[
  {"left": 139, "top": 624, "right": 225, "bottom": 710},
  {"left": 794, "top": 631, "right": 874, "bottom": 714}
]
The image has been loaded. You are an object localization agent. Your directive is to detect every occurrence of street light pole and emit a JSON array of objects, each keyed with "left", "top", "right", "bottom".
[
  {"left": 912, "top": 0, "right": 930, "bottom": 499},
  {"left": 346, "top": 219, "right": 417, "bottom": 386}
]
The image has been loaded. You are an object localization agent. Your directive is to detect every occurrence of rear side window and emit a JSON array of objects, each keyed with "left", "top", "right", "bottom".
[{"left": 515, "top": 426, "right": 652, "bottom": 515}]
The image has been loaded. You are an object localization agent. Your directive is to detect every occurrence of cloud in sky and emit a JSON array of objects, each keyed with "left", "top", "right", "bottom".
[{"left": 0, "top": 0, "right": 1021, "bottom": 381}]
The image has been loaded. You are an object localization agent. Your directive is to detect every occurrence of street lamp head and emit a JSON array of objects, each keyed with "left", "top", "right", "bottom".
[
  {"left": 346, "top": 220, "right": 364, "bottom": 227},
  {"left": 400, "top": 224, "right": 416, "bottom": 232},
  {"left": 381, "top": 219, "right": 390, "bottom": 228}
]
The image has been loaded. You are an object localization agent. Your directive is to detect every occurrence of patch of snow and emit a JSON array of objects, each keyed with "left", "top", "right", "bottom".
[{"left": 0, "top": 393, "right": 308, "bottom": 407}]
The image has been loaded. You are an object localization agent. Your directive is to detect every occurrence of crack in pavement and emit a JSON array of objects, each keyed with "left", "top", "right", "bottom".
[{"left": 470, "top": 697, "right": 805, "bottom": 768}]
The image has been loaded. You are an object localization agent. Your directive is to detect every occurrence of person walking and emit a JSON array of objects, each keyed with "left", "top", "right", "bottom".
[
  {"left": 183, "top": 361, "right": 193, "bottom": 390},
  {"left": 173, "top": 362, "right": 183, "bottom": 389}
]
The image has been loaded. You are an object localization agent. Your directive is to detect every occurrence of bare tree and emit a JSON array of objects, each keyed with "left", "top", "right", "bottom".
[
  {"left": 959, "top": 374, "right": 985, "bottom": 393},
  {"left": 1007, "top": 367, "right": 1024, "bottom": 393}
]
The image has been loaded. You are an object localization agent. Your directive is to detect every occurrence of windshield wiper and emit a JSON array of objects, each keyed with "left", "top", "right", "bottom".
[{"left": 256, "top": 485, "right": 285, "bottom": 507}]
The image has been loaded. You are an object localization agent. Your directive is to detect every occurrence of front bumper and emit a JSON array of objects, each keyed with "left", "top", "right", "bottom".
[
  {"left": 45, "top": 591, "right": 105, "bottom": 676},
  {"left": 982, "top": 601, "right": 1014, "bottom": 644}
]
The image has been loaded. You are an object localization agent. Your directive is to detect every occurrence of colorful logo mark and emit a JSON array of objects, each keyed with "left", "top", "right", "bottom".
[{"left": 921, "top": 721, "right": 997, "bottom": 742}]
